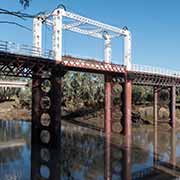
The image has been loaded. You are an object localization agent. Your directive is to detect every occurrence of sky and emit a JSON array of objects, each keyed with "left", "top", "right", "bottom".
[{"left": 1, "top": 0, "right": 180, "bottom": 70}]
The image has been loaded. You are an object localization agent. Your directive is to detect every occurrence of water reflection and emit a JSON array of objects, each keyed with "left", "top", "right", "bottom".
[{"left": 0, "top": 120, "right": 180, "bottom": 179}]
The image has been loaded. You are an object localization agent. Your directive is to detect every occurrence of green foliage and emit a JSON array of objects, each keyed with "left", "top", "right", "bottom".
[
  {"left": 19, "top": 0, "right": 31, "bottom": 8},
  {"left": 112, "top": 84, "right": 122, "bottom": 105},
  {"left": 1, "top": 73, "right": 180, "bottom": 112},
  {"left": 159, "top": 89, "right": 169, "bottom": 102},
  {"left": 0, "top": 87, "right": 20, "bottom": 101},
  {"left": 62, "top": 72, "right": 104, "bottom": 111},
  {"left": 133, "top": 86, "right": 153, "bottom": 105},
  {"left": 17, "top": 87, "right": 31, "bottom": 109}
]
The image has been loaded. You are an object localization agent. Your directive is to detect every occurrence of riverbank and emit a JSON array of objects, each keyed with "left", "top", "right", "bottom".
[
  {"left": 0, "top": 101, "right": 179, "bottom": 130},
  {"left": 0, "top": 101, "right": 31, "bottom": 121}
]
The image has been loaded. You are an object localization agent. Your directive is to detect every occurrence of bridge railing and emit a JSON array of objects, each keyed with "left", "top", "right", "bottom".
[
  {"left": 0, "top": 40, "right": 55, "bottom": 59},
  {"left": 132, "top": 64, "right": 180, "bottom": 78},
  {"left": 1, "top": 40, "right": 180, "bottom": 78}
]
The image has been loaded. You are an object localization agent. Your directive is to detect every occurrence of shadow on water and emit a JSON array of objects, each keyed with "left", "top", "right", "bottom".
[{"left": 0, "top": 120, "right": 180, "bottom": 179}]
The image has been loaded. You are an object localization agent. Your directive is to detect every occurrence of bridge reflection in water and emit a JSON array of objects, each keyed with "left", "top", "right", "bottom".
[
  {"left": 0, "top": 120, "right": 180, "bottom": 180},
  {"left": 31, "top": 123, "right": 180, "bottom": 180}
]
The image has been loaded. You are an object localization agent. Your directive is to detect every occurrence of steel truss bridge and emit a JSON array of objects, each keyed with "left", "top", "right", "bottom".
[{"left": 0, "top": 7, "right": 180, "bottom": 180}]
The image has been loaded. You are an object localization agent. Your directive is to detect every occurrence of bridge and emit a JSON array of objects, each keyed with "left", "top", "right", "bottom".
[{"left": 0, "top": 6, "right": 180, "bottom": 180}]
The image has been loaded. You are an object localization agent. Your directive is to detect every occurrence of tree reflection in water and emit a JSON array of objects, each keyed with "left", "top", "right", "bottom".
[{"left": 0, "top": 120, "right": 30, "bottom": 180}]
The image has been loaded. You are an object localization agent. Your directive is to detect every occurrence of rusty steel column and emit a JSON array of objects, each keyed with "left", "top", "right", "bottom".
[
  {"left": 153, "top": 87, "right": 158, "bottom": 127},
  {"left": 123, "top": 76, "right": 132, "bottom": 145},
  {"left": 104, "top": 134, "right": 112, "bottom": 180},
  {"left": 169, "top": 86, "right": 176, "bottom": 128},
  {"left": 31, "top": 69, "right": 62, "bottom": 180},
  {"left": 120, "top": 83, "right": 125, "bottom": 134},
  {"left": 104, "top": 32, "right": 112, "bottom": 137},
  {"left": 104, "top": 75, "right": 112, "bottom": 136}
]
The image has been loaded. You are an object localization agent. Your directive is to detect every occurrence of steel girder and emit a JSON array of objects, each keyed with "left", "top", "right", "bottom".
[
  {"left": 0, "top": 52, "right": 64, "bottom": 78},
  {"left": 113, "top": 72, "right": 180, "bottom": 87}
]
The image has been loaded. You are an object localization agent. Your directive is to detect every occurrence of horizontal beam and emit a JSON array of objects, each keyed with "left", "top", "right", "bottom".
[
  {"left": 62, "top": 55, "right": 125, "bottom": 74},
  {"left": 63, "top": 11, "right": 127, "bottom": 36},
  {"left": 43, "top": 9, "right": 128, "bottom": 39}
]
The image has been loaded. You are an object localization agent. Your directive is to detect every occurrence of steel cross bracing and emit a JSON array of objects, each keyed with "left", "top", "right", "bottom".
[
  {"left": 43, "top": 9, "right": 127, "bottom": 39},
  {"left": 0, "top": 43, "right": 126, "bottom": 78},
  {"left": 33, "top": 7, "right": 132, "bottom": 69}
]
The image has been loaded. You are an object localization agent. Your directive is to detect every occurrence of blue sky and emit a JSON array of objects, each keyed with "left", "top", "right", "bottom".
[{"left": 1, "top": 0, "right": 180, "bottom": 70}]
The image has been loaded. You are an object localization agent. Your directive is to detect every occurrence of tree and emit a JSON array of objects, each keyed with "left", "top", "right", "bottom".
[
  {"left": 62, "top": 72, "right": 104, "bottom": 111},
  {"left": 19, "top": 0, "right": 31, "bottom": 8}
]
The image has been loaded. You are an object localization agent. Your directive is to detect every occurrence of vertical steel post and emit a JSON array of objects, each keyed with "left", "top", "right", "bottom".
[
  {"left": 153, "top": 87, "right": 158, "bottom": 127},
  {"left": 52, "top": 8, "right": 64, "bottom": 61},
  {"left": 104, "top": 33, "right": 112, "bottom": 136},
  {"left": 33, "top": 17, "right": 42, "bottom": 55},
  {"left": 31, "top": 69, "right": 62, "bottom": 180},
  {"left": 123, "top": 75, "right": 132, "bottom": 145},
  {"left": 120, "top": 83, "right": 125, "bottom": 134},
  {"left": 124, "top": 31, "right": 132, "bottom": 70},
  {"left": 169, "top": 85, "right": 176, "bottom": 128}
]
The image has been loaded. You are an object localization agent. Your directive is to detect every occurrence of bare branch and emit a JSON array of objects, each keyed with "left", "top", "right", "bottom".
[
  {"left": 0, "top": 21, "right": 31, "bottom": 31},
  {"left": 0, "top": 8, "right": 36, "bottom": 19}
]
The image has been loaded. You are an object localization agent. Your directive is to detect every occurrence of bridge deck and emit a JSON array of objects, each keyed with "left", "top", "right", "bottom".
[
  {"left": 0, "top": 50, "right": 180, "bottom": 86},
  {"left": 0, "top": 51, "right": 125, "bottom": 77}
]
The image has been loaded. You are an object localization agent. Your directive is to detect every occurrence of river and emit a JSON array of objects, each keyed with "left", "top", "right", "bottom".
[{"left": 0, "top": 120, "right": 179, "bottom": 180}]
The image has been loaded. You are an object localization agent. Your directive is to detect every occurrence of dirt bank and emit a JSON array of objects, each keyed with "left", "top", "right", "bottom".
[
  {"left": 0, "top": 101, "right": 179, "bottom": 131},
  {"left": 0, "top": 101, "right": 31, "bottom": 121}
]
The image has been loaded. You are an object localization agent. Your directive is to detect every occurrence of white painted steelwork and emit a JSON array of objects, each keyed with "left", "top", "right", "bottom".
[
  {"left": 132, "top": 64, "right": 180, "bottom": 78},
  {"left": 0, "top": 40, "right": 54, "bottom": 59},
  {"left": 33, "top": 16, "right": 43, "bottom": 55},
  {"left": 33, "top": 7, "right": 131, "bottom": 67},
  {"left": 52, "top": 9, "right": 63, "bottom": 61},
  {"left": 124, "top": 31, "right": 132, "bottom": 70},
  {"left": 104, "top": 32, "right": 112, "bottom": 63}
]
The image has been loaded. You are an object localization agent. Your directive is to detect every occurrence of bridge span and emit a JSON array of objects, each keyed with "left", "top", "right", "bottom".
[{"left": 0, "top": 40, "right": 178, "bottom": 140}]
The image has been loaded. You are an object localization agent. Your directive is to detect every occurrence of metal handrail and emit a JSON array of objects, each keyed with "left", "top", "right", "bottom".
[
  {"left": 0, "top": 40, "right": 180, "bottom": 78},
  {"left": 0, "top": 40, "right": 55, "bottom": 59},
  {"left": 132, "top": 64, "right": 180, "bottom": 78}
]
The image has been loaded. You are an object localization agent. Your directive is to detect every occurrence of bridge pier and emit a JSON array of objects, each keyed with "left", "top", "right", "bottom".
[
  {"left": 121, "top": 76, "right": 132, "bottom": 144},
  {"left": 169, "top": 85, "right": 176, "bottom": 128},
  {"left": 31, "top": 69, "right": 62, "bottom": 180},
  {"left": 104, "top": 75, "right": 112, "bottom": 136},
  {"left": 153, "top": 87, "right": 159, "bottom": 127}
]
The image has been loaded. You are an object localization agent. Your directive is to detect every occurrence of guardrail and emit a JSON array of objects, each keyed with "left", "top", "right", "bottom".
[
  {"left": 0, "top": 40, "right": 180, "bottom": 78},
  {"left": 0, "top": 40, "right": 55, "bottom": 59},
  {"left": 132, "top": 64, "right": 180, "bottom": 78}
]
